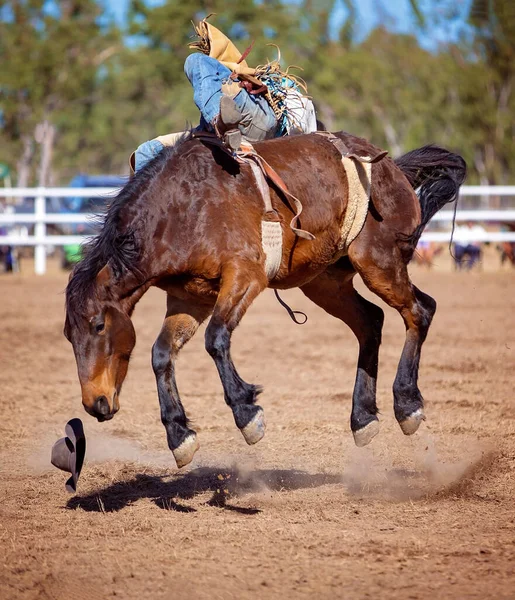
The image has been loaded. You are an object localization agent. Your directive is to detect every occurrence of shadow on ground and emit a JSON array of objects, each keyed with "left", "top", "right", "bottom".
[
  {"left": 66, "top": 449, "right": 494, "bottom": 514},
  {"left": 66, "top": 467, "right": 341, "bottom": 514}
]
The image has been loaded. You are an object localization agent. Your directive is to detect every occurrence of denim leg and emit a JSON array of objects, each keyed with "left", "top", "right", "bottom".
[
  {"left": 184, "top": 53, "right": 277, "bottom": 141},
  {"left": 184, "top": 53, "right": 233, "bottom": 124},
  {"left": 135, "top": 139, "right": 165, "bottom": 172},
  {"left": 233, "top": 90, "right": 278, "bottom": 141}
]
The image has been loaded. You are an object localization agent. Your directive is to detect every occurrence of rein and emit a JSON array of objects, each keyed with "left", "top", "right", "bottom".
[{"left": 273, "top": 289, "right": 308, "bottom": 325}]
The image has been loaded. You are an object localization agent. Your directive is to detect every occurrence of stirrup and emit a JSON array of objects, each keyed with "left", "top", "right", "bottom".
[{"left": 223, "top": 129, "right": 242, "bottom": 152}]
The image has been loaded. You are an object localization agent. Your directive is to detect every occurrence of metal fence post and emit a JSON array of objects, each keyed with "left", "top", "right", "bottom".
[{"left": 34, "top": 188, "right": 46, "bottom": 275}]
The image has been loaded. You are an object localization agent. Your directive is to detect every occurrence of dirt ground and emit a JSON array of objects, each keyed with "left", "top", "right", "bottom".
[{"left": 0, "top": 256, "right": 514, "bottom": 600}]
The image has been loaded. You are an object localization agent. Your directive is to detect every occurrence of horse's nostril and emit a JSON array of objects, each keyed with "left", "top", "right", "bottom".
[{"left": 95, "top": 396, "right": 110, "bottom": 415}]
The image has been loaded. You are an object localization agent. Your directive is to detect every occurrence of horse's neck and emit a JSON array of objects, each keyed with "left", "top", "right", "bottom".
[
  {"left": 109, "top": 203, "right": 171, "bottom": 311},
  {"left": 97, "top": 260, "right": 155, "bottom": 316},
  {"left": 116, "top": 277, "right": 154, "bottom": 316}
]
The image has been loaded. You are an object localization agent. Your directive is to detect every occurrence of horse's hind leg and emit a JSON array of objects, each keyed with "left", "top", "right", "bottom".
[
  {"left": 301, "top": 264, "right": 384, "bottom": 446},
  {"left": 152, "top": 296, "right": 213, "bottom": 468},
  {"left": 205, "top": 260, "right": 268, "bottom": 445},
  {"left": 350, "top": 245, "right": 437, "bottom": 435}
]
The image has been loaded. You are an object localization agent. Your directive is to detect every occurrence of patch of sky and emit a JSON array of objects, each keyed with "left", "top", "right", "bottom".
[
  {"left": 88, "top": 0, "right": 473, "bottom": 51},
  {"left": 329, "top": 0, "right": 473, "bottom": 51}
]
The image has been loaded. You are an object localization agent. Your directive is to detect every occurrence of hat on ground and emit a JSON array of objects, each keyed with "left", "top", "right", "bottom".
[{"left": 51, "top": 418, "right": 86, "bottom": 493}]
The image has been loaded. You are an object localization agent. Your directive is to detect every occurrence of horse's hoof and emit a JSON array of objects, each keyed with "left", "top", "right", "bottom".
[
  {"left": 172, "top": 433, "right": 199, "bottom": 468},
  {"left": 241, "top": 408, "right": 266, "bottom": 445},
  {"left": 399, "top": 408, "right": 425, "bottom": 435},
  {"left": 353, "top": 420, "right": 380, "bottom": 447}
]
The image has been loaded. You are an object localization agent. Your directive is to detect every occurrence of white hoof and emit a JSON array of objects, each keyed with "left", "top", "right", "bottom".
[
  {"left": 241, "top": 409, "right": 266, "bottom": 445},
  {"left": 353, "top": 420, "right": 380, "bottom": 447},
  {"left": 399, "top": 408, "right": 425, "bottom": 436},
  {"left": 172, "top": 434, "right": 199, "bottom": 468}
]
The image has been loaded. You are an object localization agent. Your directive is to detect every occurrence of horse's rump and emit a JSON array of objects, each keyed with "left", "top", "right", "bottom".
[{"left": 252, "top": 131, "right": 419, "bottom": 232}]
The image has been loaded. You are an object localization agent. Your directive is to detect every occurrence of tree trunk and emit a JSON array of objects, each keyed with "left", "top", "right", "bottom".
[
  {"left": 372, "top": 106, "right": 403, "bottom": 156},
  {"left": 317, "top": 100, "right": 335, "bottom": 131},
  {"left": 35, "top": 120, "right": 57, "bottom": 188},
  {"left": 16, "top": 135, "right": 34, "bottom": 188}
]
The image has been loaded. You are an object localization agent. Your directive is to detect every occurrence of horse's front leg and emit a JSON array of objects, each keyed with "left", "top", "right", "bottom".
[
  {"left": 152, "top": 297, "right": 213, "bottom": 468},
  {"left": 205, "top": 261, "right": 268, "bottom": 445}
]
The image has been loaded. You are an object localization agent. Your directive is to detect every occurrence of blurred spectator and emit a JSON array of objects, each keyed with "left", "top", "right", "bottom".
[
  {"left": 498, "top": 242, "right": 515, "bottom": 267},
  {"left": 453, "top": 221, "right": 486, "bottom": 270},
  {"left": 0, "top": 245, "right": 16, "bottom": 272},
  {"left": 414, "top": 240, "right": 443, "bottom": 268},
  {"left": 497, "top": 224, "right": 515, "bottom": 268},
  {"left": 0, "top": 200, "right": 21, "bottom": 273}
]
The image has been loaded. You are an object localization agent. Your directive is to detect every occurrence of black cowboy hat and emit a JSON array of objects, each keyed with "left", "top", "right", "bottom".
[{"left": 51, "top": 418, "right": 86, "bottom": 493}]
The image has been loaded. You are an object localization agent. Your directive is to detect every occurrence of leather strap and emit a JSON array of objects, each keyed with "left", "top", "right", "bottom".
[
  {"left": 191, "top": 132, "right": 315, "bottom": 240},
  {"left": 238, "top": 142, "right": 315, "bottom": 240},
  {"left": 315, "top": 131, "right": 388, "bottom": 164}
]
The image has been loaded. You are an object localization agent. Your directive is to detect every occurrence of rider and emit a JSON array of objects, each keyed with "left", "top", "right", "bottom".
[{"left": 134, "top": 17, "right": 317, "bottom": 172}]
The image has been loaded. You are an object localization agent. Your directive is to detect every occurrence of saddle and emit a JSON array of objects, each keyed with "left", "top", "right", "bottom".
[{"left": 190, "top": 130, "right": 388, "bottom": 280}]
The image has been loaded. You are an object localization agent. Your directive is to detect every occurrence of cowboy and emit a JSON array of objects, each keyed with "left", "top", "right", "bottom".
[{"left": 134, "top": 18, "right": 317, "bottom": 172}]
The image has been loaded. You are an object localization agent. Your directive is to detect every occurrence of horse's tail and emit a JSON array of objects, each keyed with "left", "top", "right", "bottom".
[{"left": 394, "top": 145, "right": 467, "bottom": 250}]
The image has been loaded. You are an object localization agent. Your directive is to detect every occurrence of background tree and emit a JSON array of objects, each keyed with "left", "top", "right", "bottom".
[
  {"left": 0, "top": 0, "right": 514, "bottom": 185},
  {"left": 0, "top": 0, "right": 119, "bottom": 186}
]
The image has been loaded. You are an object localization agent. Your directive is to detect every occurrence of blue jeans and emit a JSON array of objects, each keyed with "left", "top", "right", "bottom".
[
  {"left": 184, "top": 53, "right": 277, "bottom": 140},
  {"left": 134, "top": 138, "right": 165, "bottom": 172},
  {"left": 135, "top": 54, "right": 278, "bottom": 171}
]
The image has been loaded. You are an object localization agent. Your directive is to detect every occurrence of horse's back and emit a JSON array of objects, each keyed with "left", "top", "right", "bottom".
[
  {"left": 255, "top": 131, "right": 420, "bottom": 238},
  {"left": 168, "top": 131, "right": 417, "bottom": 230},
  {"left": 168, "top": 133, "right": 349, "bottom": 240},
  {"left": 156, "top": 131, "right": 420, "bottom": 282}
]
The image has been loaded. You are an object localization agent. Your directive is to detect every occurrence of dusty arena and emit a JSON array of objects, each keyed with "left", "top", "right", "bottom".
[{"left": 1, "top": 257, "right": 514, "bottom": 599}]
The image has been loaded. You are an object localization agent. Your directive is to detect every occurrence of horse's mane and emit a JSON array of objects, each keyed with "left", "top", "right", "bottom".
[{"left": 66, "top": 132, "right": 191, "bottom": 326}]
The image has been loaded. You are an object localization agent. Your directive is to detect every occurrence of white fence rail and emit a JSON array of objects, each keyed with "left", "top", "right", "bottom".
[{"left": 1, "top": 186, "right": 515, "bottom": 274}]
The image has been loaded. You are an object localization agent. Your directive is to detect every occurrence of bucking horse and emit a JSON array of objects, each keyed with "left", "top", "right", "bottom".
[{"left": 64, "top": 131, "right": 466, "bottom": 468}]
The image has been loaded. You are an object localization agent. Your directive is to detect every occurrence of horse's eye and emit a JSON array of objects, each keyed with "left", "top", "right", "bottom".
[{"left": 95, "top": 322, "right": 105, "bottom": 334}]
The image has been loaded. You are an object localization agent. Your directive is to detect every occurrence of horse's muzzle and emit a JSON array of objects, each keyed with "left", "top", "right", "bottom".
[{"left": 84, "top": 395, "right": 118, "bottom": 422}]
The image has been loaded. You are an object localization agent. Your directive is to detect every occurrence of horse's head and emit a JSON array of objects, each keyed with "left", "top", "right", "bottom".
[{"left": 65, "top": 265, "right": 136, "bottom": 422}]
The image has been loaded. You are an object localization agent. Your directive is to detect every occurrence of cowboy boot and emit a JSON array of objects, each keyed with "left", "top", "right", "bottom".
[{"left": 214, "top": 95, "right": 243, "bottom": 151}]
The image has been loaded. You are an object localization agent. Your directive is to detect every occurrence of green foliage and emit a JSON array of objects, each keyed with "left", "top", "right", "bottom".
[
  {"left": 0, "top": 0, "right": 514, "bottom": 184},
  {"left": 0, "top": 0, "right": 120, "bottom": 183}
]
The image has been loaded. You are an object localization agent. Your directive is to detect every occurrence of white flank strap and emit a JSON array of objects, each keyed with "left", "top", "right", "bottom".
[
  {"left": 247, "top": 160, "right": 283, "bottom": 280},
  {"left": 340, "top": 157, "right": 372, "bottom": 251},
  {"left": 261, "top": 220, "right": 283, "bottom": 280}
]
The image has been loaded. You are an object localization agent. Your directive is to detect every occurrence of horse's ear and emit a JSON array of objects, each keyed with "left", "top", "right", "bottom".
[{"left": 96, "top": 264, "right": 111, "bottom": 288}]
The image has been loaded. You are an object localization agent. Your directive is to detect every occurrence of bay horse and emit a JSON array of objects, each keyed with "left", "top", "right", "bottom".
[{"left": 64, "top": 132, "right": 466, "bottom": 468}]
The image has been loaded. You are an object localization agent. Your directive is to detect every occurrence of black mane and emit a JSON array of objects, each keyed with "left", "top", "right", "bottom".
[{"left": 65, "top": 133, "right": 191, "bottom": 326}]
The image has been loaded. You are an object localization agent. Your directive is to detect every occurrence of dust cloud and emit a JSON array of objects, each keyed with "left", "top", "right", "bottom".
[
  {"left": 27, "top": 431, "right": 175, "bottom": 474},
  {"left": 340, "top": 429, "right": 493, "bottom": 500},
  {"left": 28, "top": 425, "right": 493, "bottom": 504}
]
